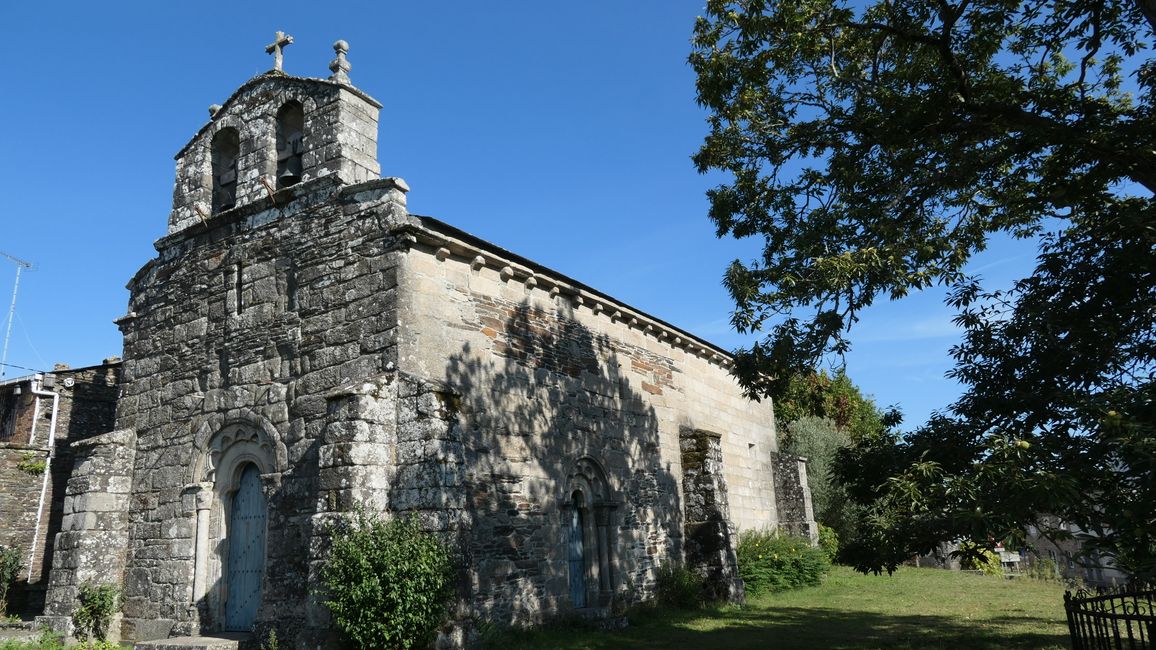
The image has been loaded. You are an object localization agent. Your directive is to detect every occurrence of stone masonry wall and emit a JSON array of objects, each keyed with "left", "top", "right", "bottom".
[
  {"left": 680, "top": 429, "right": 743, "bottom": 602},
  {"left": 397, "top": 229, "right": 783, "bottom": 626},
  {"left": 0, "top": 388, "right": 37, "bottom": 444},
  {"left": 771, "top": 451, "right": 818, "bottom": 543},
  {"left": 0, "top": 378, "right": 59, "bottom": 615},
  {"left": 0, "top": 364, "right": 120, "bottom": 615},
  {"left": 0, "top": 442, "right": 48, "bottom": 613},
  {"left": 32, "top": 365, "right": 121, "bottom": 592},
  {"left": 115, "top": 176, "right": 408, "bottom": 642},
  {"left": 169, "top": 75, "right": 381, "bottom": 234},
  {"left": 37, "top": 428, "right": 136, "bottom": 642}
]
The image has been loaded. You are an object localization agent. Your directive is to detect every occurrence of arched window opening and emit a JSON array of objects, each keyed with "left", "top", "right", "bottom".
[
  {"left": 211, "top": 128, "right": 240, "bottom": 213},
  {"left": 275, "top": 102, "right": 304, "bottom": 188}
]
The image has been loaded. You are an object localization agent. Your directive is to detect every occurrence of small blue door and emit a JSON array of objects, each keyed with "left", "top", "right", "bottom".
[
  {"left": 568, "top": 502, "right": 587, "bottom": 608},
  {"left": 225, "top": 464, "right": 266, "bottom": 631}
]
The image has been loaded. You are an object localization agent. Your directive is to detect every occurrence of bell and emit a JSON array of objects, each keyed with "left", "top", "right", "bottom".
[{"left": 277, "top": 156, "right": 302, "bottom": 188}]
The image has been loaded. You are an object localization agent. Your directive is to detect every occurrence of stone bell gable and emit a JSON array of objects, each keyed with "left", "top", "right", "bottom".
[
  {"left": 167, "top": 40, "right": 380, "bottom": 235},
  {"left": 35, "top": 34, "right": 816, "bottom": 647}
]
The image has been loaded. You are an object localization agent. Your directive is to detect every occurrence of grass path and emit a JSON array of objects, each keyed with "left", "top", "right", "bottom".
[{"left": 490, "top": 567, "right": 1071, "bottom": 649}]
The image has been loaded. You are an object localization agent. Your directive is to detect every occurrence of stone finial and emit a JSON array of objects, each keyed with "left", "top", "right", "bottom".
[
  {"left": 265, "top": 31, "right": 294, "bottom": 72},
  {"left": 329, "top": 39, "right": 352, "bottom": 84},
  {"left": 208, "top": 104, "right": 222, "bottom": 118}
]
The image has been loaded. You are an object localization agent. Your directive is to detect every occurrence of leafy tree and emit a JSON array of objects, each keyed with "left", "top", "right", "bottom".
[
  {"left": 782, "top": 416, "right": 855, "bottom": 541},
  {"left": 775, "top": 369, "right": 894, "bottom": 439},
  {"left": 691, "top": 0, "right": 1155, "bottom": 578},
  {"left": 778, "top": 372, "right": 896, "bottom": 555}
]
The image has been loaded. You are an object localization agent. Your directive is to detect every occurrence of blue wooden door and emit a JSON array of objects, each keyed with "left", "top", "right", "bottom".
[
  {"left": 225, "top": 464, "right": 266, "bottom": 631},
  {"left": 568, "top": 506, "right": 587, "bottom": 608}
]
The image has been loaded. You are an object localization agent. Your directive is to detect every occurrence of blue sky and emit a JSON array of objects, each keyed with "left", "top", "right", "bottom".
[{"left": 0, "top": 2, "right": 1038, "bottom": 427}]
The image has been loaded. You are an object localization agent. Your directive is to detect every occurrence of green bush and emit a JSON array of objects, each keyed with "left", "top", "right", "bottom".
[
  {"left": 72, "top": 583, "right": 119, "bottom": 643},
  {"left": 320, "top": 512, "right": 454, "bottom": 649},
  {"left": 736, "top": 530, "right": 829, "bottom": 597},
  {"left": 653, "top": 562, "right": 704, "bottom": 609},
  {"left": 0, "top": 545, "right": 23, "bottom": 615},
  {"left": 817, "top": 524, "right": 840, "bottom": 563},
  {"left": 15, "top": 453, "right": 46, "bottom": 476},
  {"left": 958, "top": 542, "right": 1005, "bottom": 577},
  {"left": 1027, "top": 557, "right": 1061, "bottom": 582}
]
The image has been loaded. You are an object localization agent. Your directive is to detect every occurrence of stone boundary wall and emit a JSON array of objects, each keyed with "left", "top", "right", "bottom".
[
  {"left": 770, "top": 451, "right": 817, "bottom": 543},
  {"left": 37, "top": 428, "right": 136, "bottom": 641},
  {"left": 679, "top": 428, "right": 744, "bottom": 602}
]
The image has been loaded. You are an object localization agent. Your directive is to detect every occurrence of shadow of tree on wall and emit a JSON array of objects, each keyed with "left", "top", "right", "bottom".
[{"left": 411, "top": 298, "right": 685, "bottom": 626}]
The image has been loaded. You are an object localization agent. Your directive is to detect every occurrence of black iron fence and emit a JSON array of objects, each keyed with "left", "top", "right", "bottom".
[{"left": 1066, "top": 585, "right": 1156, "bottom": 649}]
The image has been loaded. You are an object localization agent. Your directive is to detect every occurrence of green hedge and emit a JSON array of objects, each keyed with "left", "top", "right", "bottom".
[{"left": 736, "top": 530, "right": 829, "bottom": 596}]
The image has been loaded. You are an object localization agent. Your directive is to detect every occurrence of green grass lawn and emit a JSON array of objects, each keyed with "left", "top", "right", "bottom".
[{"left": 488, "top": 566, "right": 1072, "bottom": 649}]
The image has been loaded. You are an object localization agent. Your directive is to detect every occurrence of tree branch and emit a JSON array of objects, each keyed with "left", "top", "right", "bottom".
[
  {"left": 1136, "top": 0, "right": 1156, "bottom": 34},
  {"left": 965, "top": 101, "right": 1156, "bottom": 194}
]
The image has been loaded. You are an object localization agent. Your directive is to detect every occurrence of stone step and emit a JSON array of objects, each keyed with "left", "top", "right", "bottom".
[
  {"left": 0, "top": 628, "right": 41, "bottom": 644},
  {"left": 0, "top": 621, "right": 35, "bottom": 631},
  {"left": 134, "top": 634, "right": 249, "bottom": 650}
]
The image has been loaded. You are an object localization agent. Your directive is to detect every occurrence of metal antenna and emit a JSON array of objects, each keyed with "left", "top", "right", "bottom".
[{"left": 0, "top": 251, "right": 34, "bottom": 378}]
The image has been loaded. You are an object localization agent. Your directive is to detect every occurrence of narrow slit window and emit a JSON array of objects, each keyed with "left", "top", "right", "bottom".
[{"left": 234, "top": 261, "right": 244, "bottom": 315}]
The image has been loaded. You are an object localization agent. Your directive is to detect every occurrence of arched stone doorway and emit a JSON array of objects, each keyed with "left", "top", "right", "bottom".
[
  {"left": 187, "top": 422, "right": 279, "bottom": 632},
  {"left": 563, "top": 457, "right": 617, "bottom": 609},
  {"left": 223, "top": 463, "right": 267, "bottom": 630}
]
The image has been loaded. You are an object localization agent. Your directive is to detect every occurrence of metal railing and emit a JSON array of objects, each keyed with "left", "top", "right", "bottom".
[{"left": 1066, "top": 585, "right": 1156, "bottom": 649}]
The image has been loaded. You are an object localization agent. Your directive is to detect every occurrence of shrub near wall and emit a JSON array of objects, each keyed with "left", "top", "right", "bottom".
[
  {"left": 0, "top": 545, "right": 22, "bottom": 615},
  {"left": 736, "top": 531, "right": 829, "bottom": 597},
  {"left": 320, "top": 513, "right": 454, "bottom": 649}
]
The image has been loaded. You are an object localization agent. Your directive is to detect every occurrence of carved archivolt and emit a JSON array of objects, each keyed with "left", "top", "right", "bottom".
[
  {"left": 185, "top": 410, "right": 283, "bottom": 622},
  {"left": 188, "top": 409, "right": 286, "bottom": 485},
  {"left": 565, "top": 456, "right": 613, "bottom": 506}
]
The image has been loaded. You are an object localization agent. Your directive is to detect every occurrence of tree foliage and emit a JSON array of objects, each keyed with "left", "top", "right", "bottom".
[
  {"left": 776, "top": 369, "right": 896, "bottom": 439},
  {"left": 692, "top": 0, "right": 1155, "bottom": 579},
  {"left": 778, "top": 372, "right": 895, "bottom": 557}
]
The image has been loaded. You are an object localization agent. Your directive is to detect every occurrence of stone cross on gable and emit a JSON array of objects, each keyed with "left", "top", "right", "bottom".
[{"left": 265, "top": 31, "right": 294, "bottom": 72}]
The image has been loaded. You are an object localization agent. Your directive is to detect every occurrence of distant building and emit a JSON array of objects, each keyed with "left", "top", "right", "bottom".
[
  {"left": 0, "top": 361, "right": 120, "bottom": 613},
  {"left": 1023, "top": 518, "right": 1129, "bottom": 586}
]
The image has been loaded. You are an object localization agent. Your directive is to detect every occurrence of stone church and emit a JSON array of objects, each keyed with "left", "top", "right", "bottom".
[{"left": 8, "top": 36, "right": 815, "bottom": 646}]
